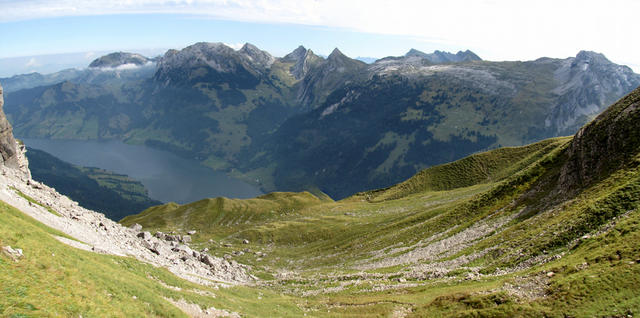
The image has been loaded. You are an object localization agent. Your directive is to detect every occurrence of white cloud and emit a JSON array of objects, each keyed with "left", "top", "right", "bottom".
[
  {"left": 25, "top": 57, "right": 40, "bottom": 67},
  {"left": 2, "top": 0, "right": 639, "bottom": 68},
  {"left": 223, "top": 42, "right": 244, "bottom": 50}
]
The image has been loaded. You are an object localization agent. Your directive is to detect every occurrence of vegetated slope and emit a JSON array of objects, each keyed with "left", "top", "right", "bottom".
[
  {"left": 360, "top": 136, "right": 570, "bottom": 202},
  {"left": 121, "top": 191, "right": 332, "bottom": 239},
  {"left": 26, "top": 147, "right": 161, "bottom": 220},
  {"left": 4, "top": 45, "right": 639, "bottom": 199},
  {"left": 126, "top": 87, "right": 640, "bottom": 316},
  {"left": 0, "top": 195, "right": 312, "bottom": 317},
  {"left": 0, "top": 199, "right": 214, "bottom": 317}
]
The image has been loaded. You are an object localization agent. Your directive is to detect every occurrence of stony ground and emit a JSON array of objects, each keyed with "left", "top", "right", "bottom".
[{"left": 0, "top": 142, "right": 254, "bottom": 287}]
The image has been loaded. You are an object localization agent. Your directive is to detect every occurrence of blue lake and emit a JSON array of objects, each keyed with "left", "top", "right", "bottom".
[{"left": 21, "top": 138, "right": 263, "bottom": 204}]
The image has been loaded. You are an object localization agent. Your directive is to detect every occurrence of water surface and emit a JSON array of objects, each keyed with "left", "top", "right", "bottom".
[{"left": 22, "top": 138, "right": 263, "bottom": 204}]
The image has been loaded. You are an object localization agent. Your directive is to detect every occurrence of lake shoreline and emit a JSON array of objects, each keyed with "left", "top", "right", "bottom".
[{"left": 20, "top": 138, "right": 263, "bottom": 204}]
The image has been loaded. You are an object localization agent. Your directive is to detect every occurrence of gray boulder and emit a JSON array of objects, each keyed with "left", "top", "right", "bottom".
[{"left": 136, "top": 231, "right": 152, "bottom": 240}]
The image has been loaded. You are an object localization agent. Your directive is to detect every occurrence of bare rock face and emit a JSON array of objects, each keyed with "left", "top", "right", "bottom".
[
  {"left": 282, "top": 46, "right": 323, "bottom": 80},
  {"left": 558, "top": 87, "right": 640, "bottom": 191},
  {"left": 547, "top": 51, "right": 640, "bottom": 135},
  {"left": 0, "top": 84, "right": 18, "bottom": 169}
]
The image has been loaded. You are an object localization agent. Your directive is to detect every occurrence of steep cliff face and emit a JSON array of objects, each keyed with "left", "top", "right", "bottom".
[
  {"left": 0, "top": 84, "right": 18, "bottom": 169},
  {"left": 558, "top": 86, "right": 640, "bottom": 191}
]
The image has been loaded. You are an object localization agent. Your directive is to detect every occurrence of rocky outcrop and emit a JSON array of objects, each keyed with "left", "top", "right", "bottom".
[
  {"left": 559, "top": 86, "right": 640, "bottom": 190},
  {"left": 0, "top": 84, "right": 18, "bottom": 169}
]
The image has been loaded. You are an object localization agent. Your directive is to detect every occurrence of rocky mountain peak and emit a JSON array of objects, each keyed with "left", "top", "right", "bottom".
[
  {"left": 306, "top": 49, "right": 359, "bottom": 79},
  {"left": 404, "top": 48, "right": 481, "bottom": 63},
  {"left": 455, "top": 50, "right": 482, "bottom": 62},
  {"left": 153, "top": 42, "right": 267, "bottom": 86},
  {"left": 283, "top": 46, "right": 323, "bottom": 80},
  {"left": 405, "top": 48, "right": 427, "bottom": 58},
  {"left": 89, "top": 52, "right": 150, "bottom": 68},
  {"left": 328, "top": 48, "right": 347, "bottom": 61},
  {"left": 546, "top": 51, "right": 640, "bottom": 134},
  {"left": 238, "top": 43, "right": 275, "bottom": 68},
  {"left": 282, "top": 45, "right": 308, "bottom": 62},
  {"left": 175, "top": 42, "right": 236, "bottom": 60},
  {"left": 0, "top": 83, "right": 18, "bottom": 169},
  {"left": 575, "top": 50, "right": 610, "bottom": 64},
  {"left": 325, "top": 48, "right": 365, "bottom": 69}
]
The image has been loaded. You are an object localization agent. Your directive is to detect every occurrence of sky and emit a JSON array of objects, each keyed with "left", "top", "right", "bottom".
[{"left": 0, "top": 0, "right": 638, "bottom": 77}]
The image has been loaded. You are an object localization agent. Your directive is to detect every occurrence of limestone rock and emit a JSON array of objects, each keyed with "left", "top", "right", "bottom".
[
  {"left": 154, "top": 231, "right": 166, "bottom": 240},
  {"left": 0, "top": 84, "right": 18, "bottom": 169},
  {"left": 164, "top": 234, "right": 180, "bottom": 242},
  {"left": 1, "top": 245, "right": 23, "bottom": 261},
  {"left": 137, "top": 231, "right": 152, "bottom": 240}
]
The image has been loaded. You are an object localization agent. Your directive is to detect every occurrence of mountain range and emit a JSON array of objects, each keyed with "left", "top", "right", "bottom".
[{"left": 3, "top": 43, "right": 639, "bottom": 199}]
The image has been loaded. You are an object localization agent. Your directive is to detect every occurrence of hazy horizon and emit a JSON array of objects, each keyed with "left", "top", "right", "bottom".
[
  {"left": 1, "top": 42, "right": 636, "bottom": 78},
  {"left": 1, "top": 0, "right": 638, "bottom": 77}
]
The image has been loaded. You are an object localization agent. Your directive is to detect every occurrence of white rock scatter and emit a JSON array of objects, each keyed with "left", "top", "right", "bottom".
[
  {"left": 1, "top": 245, "right": 23, "bottom": 261},
  {"left": 0, "top": 143, "right": 254, "bottom": 286}
]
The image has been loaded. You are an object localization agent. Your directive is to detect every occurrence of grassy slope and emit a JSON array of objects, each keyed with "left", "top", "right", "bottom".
[
  {"left": 121, "top": 191, "right": 331, "bottom": 240},
  {"left": 0, "top": 199, "right": 312, "bottom": 317},
  {"left": 122, "top": 88, "right": 640, "bottom": 316},
  {"left": 358, "top": 137, "right": 570, "bottom": 202}
]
